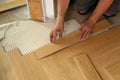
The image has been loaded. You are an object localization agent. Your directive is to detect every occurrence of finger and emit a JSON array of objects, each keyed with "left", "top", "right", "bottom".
[
  {"left": 78, "top": 26, "right": 83, "bottom": 31},
  {"left": 82, "top": 31, "right": 89, "bottom": 41},
  {"left": 85, "top": 32, "right": 90, "bottom": 40},
  {"left": 52, "top": 31, "right": 57, "bottom": 43},
  {"left": 80, "top": 30, "right": 86, "bottom": 41},
  {"left": 50, "top": 32, "right": 53, "bottom": 42},
  {"left": 78, "top": 24, "right": 84, "bottom": 31},
  {"left": 59, "top": 30, "right": 63, "bottom": 38}
]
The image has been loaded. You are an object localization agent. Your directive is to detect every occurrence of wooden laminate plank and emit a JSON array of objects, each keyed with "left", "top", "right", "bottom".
[
  {"left": 41, "top": 57, "right": 86, "bottom": 80},
  {"left": 28, "top": 0, "right": 44, "bottom": 21},
  {"left": 74, "top": 54, "right": 102, "bottom": 80},
  {"left": 106, "top": 62, "right": 120, "bottom": 80},
  {"left": 50, "top": 26, "right": 120, "bottom": 80},
  {"left": 5, "top": 49, "right": 25, "bottom": 80},
  {"left": 51, "top": 26, "right": 120, "bottom": 63},
  {"left": 40, "top": 58, "right": 64, "bottom": 80},
  {"left": 35, "top": 20, "right": 111, "bottom": 59},
  {"left": 6, "top": 49, "right": 48, "bottom": 80},
  {"left": 0, "top": 0, "right": 26, "bottom": 12},
  {"left": 41, "top": 53, "right": 102, "bottom": 80},
  {"left": 93, "top": 42, "right": 120, "bottom": 67},
  {"left": 0, "top": 47, "right": 21, "bottom": 80},
  {"left": 92, "top": 42, "right": 120, "bottom": 80}
]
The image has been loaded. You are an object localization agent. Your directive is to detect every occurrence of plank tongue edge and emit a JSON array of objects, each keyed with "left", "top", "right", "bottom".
[
  {"left": 35, "top": 19, "right": 111, "bottom": 60},
  {"left": 73, "top": 53, "right": 102, "bottom": 80}
]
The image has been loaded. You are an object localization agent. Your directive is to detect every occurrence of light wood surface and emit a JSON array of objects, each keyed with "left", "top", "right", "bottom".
[
  {"left": 107, "top": 62, "right": 120, "bottom": 80},
  {"left": 50, "top": 26, "right": 120, "bottom": 63},
  {"left": 0, "top": 21, "right": 120, "bottom": 80},
  {"left": 50, "top": 26, "right": 120, "bottom": 80},
  {"left": 0, "top": 0, "right": 26, "bottom": 12},
  {"left": 74, "top": 54, "right": 102, "bottom": 80},
  {"left": 40, "top": 57, "right": 85, "bottom": 80},
  {"left": 40, "top": 53, "right": 102, "bottom": 80},
  {"left": 35, "top": 20, "right": 111, "bottom": 59},
  {"left": 28, "top": 0, "right": 44, "bottom": 21},
  {"left": 7, "top": 49, "right": 47, "bottom": 80},
  {"left": 0, "top": 47, "right": 21, "bottom": 80}
]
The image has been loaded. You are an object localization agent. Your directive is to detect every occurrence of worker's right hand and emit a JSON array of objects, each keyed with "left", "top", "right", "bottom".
[{"left": 50, "top": 22, "right": 64, "bottom": 43}]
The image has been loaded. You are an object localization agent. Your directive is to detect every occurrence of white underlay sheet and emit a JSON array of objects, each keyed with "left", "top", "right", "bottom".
[{"left": 0, "top": 19, "right": 80, "bottom": 55}]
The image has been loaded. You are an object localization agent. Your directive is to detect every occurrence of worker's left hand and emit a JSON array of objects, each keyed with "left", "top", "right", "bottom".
[{"left": 78, "top": 20, "right": 94, "bottom": 41}]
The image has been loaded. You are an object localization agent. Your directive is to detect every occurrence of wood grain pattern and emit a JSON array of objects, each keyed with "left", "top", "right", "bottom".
[
  {"left": 40, "top": 56, "right": 86, "bottom": 80},
  {"left": 0, "top": 46, "right": 21, "bottom": 80},
  {"left": 50, "top": 26, "right": 120, "bottom": 63},
  {"left": 28, "top": 0, "right": 44, "bottom": 21},
  {"left": 35, "top": 20, "right": 111, "bottom": 59},
  {"left": 1, "top": 49, "right": 48, "bottom": 80},
  {"left": 74, "top": 54, "right": 102, "bottom": 80},
  {"left": 0, "top": 24, "right": 120, "bottom": 80},
  {"left": 50, "top": 26, "right": 120, "bottom": 80},
  {"left": 93, "top": 41, "right": 120, "bottom": 80},
  {"left": 107, "top": 62, "right": 120, "bottom": 80},
  {"left": 0, "top": 0, "right": 26, "bottom": 12},
  {"left": 54, "top": 58, "right": 86, "bottom": 80},
  {"left": 41, "top": 53, "right": 102, "bottom": 80}
]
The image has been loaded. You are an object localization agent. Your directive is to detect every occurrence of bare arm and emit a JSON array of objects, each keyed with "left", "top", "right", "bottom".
[
  {"left": 50, "top": 0, "right": 70, "bottom": 43},
  {"left": 57, "top": 0, "right": 70, "bottom": 22},
  {"left": 89, "top": 0, "right": 114, "bottom": 24},
  {"left": 79, "top": 0, "right": 114, "bottom": 41}
]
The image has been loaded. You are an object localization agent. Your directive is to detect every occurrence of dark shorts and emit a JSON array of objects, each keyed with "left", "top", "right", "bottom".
[{"left": 73, "top": 0, "right": 120, "bottom": 15}]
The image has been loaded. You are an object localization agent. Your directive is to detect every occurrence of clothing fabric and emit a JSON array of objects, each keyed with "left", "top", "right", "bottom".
[{"left": 73, "top": 0, "right": 120, "bottom": 15}]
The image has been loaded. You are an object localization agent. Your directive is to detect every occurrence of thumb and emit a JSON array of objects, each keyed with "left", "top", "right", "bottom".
[
  {"left": 53, "top": 31, "right": 57, "bottom": 43},
  {"left": 78, "top": 23, "right": 85, "bottom": 31},
  {"left": 78, "top": 26, "right": 83, "bottom": 31}
]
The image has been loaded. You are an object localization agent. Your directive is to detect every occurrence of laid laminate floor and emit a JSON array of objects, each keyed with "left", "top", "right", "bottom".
[
  {"left": 0, "top": 22, "right": 120, "bottom": 80},
  {"left": 40, "top": 53, "right": 102, "bottom": 80},
  {"left": 49, "top": 26, "right": 120, "bottom": 80}
]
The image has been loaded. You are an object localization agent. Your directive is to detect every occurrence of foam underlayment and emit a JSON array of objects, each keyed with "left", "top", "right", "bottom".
[{"left": 0, "top": 19, "right": 80, "bottom": 55}]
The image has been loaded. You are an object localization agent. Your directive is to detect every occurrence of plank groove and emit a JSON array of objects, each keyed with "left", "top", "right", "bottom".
[
  {"left": 41, "top": 53, "right": 102, "bottom": 80},
  {"left": 0, "top": 25, "right": 120, "bottom": 80},
  {"left": 50, "top": 26, "right": 120, "bottom": 63},
  {"left": 50, "top": 26, "right": 120, "bottom": 80},
  {"left": 35, "top": 20, "right": 111, "bottom": 59},
  {"left": 74, "top": 54, "right": 102, "bottom": 80},
  {"left": 41, "top": 57, "right": 86, "bottom": 80}
]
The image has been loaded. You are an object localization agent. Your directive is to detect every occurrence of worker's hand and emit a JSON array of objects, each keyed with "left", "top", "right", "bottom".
[
  {"left": 50, "top": 22, "right": 64, "bottom": 43},
  {"left": 78, "top": 20, "right": 94, "bottom": 41}
]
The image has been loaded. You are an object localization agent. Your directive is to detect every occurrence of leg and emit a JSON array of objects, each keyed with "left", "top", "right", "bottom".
[
  {"left": 104, "top": 0, "right": 120, "bottom": 17},
  {"left": 74, "top": 0, "right": 98, "bottom": 14}
]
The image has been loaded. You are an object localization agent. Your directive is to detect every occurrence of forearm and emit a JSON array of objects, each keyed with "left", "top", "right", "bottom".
[
  {"left": 88, "top": 0, "right": 114, "bottom": 24},
  {"left": 57, "top": 0, "right": 70, "bottom": 22}
]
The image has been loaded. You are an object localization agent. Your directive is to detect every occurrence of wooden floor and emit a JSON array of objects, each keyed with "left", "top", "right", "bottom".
[
  {"left": 0, "top": 20, "right": 120, "bottom": 80},
  {"left": 35, "top": 20, "right": 111, "bottom": 59},
  {"left": 0, "top": 0, "right": 26, "bottom": 12}
]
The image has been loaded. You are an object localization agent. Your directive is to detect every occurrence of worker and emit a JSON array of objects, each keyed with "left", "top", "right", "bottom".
[{"left": 50, "top": 0, "right": 120, "bottom": 43}]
